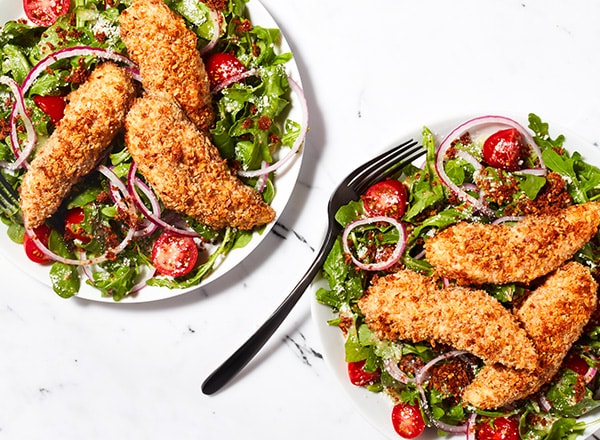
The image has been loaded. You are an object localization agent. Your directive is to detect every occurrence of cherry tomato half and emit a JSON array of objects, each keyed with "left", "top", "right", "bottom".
[
  {"left": 23, "top": 224, "right": 52, "bottom": 264},
  {"left": 151, "top": 231, "right": 199, "bottom": 277},
  {"left": 562, "top": 352, "right": 590, "bottom": 376},
  {"left": 362, "top": 179, "right": 408, "bottom": 220},
  {"left": 482, "top": 128, "right": 526, "bottom": 171},
  {"left": 347, "top": 360, "right": 381, "bottom": 386},
  {"left": 477, "top": 417, "right": 520, "bottom": 440},
  {"left": 204, "top": 52, "right": 247, "bottom": 89},
  {"left": 23, "top": 0, "right": 71, "bottom": 27},
  {"left": 391, "top": 402, "right": 426, "bottom": 439},
  {"left": 64, "top": 207, "right": 91, "bottom": 243},
  {"left": 33, "top": 95, "right": 66, "bottom": 125}
]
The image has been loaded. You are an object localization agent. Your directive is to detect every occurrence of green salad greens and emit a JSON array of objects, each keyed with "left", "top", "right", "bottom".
[
  {"left": 0, "top": 0, "right": 301, "bottom": 300},
  {"left": 316, "top": 114, "right": 600, "bottom": 440}
]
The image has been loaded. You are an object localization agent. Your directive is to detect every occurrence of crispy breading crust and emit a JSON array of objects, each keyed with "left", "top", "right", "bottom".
[
  {"left": 19, "top": 62, "right": 135, "bottom": 229},
  {"left": 357, "top": 269, "right": 537, "bottom": 371},
  {"left": 119, "top": 0, "right": 213, "bottom": 131},
  {"left": 424, "top": 202, "right": 600, "bottom": 285},
  {"left": 461, "top": 261, "right": 597, "bottom": 409},
  {"left": 125, "top": 92, "right": 275, "bottom": 230}
]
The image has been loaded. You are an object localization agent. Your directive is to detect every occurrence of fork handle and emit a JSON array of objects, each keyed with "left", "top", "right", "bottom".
[{"left": 201, "top": 231, "right": 335, "bottom": 395}]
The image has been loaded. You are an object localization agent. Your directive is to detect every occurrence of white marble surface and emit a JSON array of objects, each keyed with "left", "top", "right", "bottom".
[{"left": 2, "top": 1, "right": 600, "bottom": 439}]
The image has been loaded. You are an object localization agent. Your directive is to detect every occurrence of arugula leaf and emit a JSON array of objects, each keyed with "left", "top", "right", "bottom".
[
  {"left": 403, "top": 127, "right": 445, "bottom": 221},
  {"left": 317, "top": 237, "right": 365, "bottom": 310},
  {"left": 528, "top": 113, "right": 566, "bottom": 150},
  {"left": 542, "top": 148, "right": 588, "bottom": 203},
  {"left": 47, "top": 231, "right": 80, "bottom": 298},
  {"left": 334, "top": 200, "right": 363, "bottom": 227},
  {"left": 2, "top": 44, "right": 31, "bottom": 83},
  {"left": 89, "top": 262, "right": 138, "bottom": 300},
  {"left": 528, "top": 113, "right": 600, "bottom": 202},
  {"left": 545, "top": 369, "right": 600, "bottom": 417},
  {"left": 166, "top": 0, "right": 215, "bottom": 41},
  {"left": 518, "top": 173, "right": 547, "bottom": 200},
  {"left": 49, "top": 263, "right": 80, "bottom": 298}
]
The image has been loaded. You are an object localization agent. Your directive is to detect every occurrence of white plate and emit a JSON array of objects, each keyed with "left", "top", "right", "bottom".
[
  {"left": 310, "top": 115, "right": 600, "bottom": 440},
  {"left": 0, "top": 0, "right": 304, "bottom": 302}
]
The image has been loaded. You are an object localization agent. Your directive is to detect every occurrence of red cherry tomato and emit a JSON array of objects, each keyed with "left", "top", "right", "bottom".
[
  {"left": 477, "top": 417, "right": 520, "bottom": 440},
  {"left": 23, "top": 224, "right": 52, "bottom": 264},
  {"left": 204, "top": 52, "right": 247, "bottom": 89},
  {"left": 482, "top": 128, "right": 526, "bottom": 171},
  {"left": 391, "top": 402, "right": 426, "bottom": 439},
  {"left": 151, "top": 231, "right": 199, "bottom": 277},
  {"left": 64, "top": 207, "right": 91, "bottom": 243},
  {"left": 347, "top": 360, "right": 381, "bottom": 386},
  {"left": 362, "top": 179, "right": 408, "bottom": 220},
  {"left": 33, "top": 95, "right": 66, "bottom": 125},
  {"left": 23, "top": 0, "right": 71, "bottom": 27},
  {"left": 562, "top": 352, "right": 590, "bottom": 376}
]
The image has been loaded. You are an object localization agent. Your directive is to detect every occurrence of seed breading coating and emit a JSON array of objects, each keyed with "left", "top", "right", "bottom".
[
  {"left": 119, "top": 0, "right": 214, "bottom": 131},
  {"left": 461, "top": 261, "right": 597, "bottom": 409},
  {"left": 19, "top": 62, "right": 135, "bottom": 229},
  {"left": 124, "top": 92, "right": 275, "bottom": 230},
  {"left": 357, "top": 269, "right": 537, "bottom": 371},
  {"left": 424, "top": 202, "right": 600, "bottom": 285}
]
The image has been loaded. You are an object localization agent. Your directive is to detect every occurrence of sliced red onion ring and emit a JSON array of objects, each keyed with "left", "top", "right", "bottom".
[
  {"left": 254, "top": 160, "right": 269, "bottom": 193},
  {"left": 414, "top": 350, "right": 471, "bottom": 434},
  {"left": 383, "top": 358, "right": 415, "bottom": 384},
  {"left": 237, "top": 75, "right": 308, "bottom": 178},
  {"left": 412, "top": 248, "right": 426, "bottom": 260},
  {"left": 539, "top": 394, "right": 552, "bottom": 412},
  {"left": 584, "top": 366, "right": 597, "bottom": 384},
  {"left": 129, "top": 265, "right": 157, "bottom": 294},
  {"left": 0, "top": 76, "right": 36, "bottom": 169},
  {"left": 211, "top": 68, "right": 258, "bottom": 94},
  {"left": 465, "top": 413, "right": 478, "bottom": 440},
  {"left": 78, "top": 250, "right": 94, "bottom": 279},
  {"left": 435, "top": 115, "right": 546, "bottom": 217},
  {"left": 455, "top": 150, "right": 482, "bottom": 171},
  {"left": 21, "top": 46, "right": 138, "bottom": 95},
  {"left": 417, "top": 385, "right": 469, "bottom": 434},
  {"left": 100, "top": 165, "right": 160, "bottom": 237},
  {"left": 129, "top": 177, "right": 160, "bottom": 237},
  {"left": 491, "top": 216, "right": 525, "bottom": 225},
  {"left": 514, "top": 168, "right": 547, "bottom": 177},
  {"left": 98, "top": 165, "right": 135, "bottom": 213},
  {"left": 127, "top": 163, "right": 200, "bottom": 238},
  {"left": 342, "top": 216, "right": 406, "bottom": 271},
  {"left": 199, "top": 9, "right": 223, "bottom": 56},
  {"left": 415, "top": 350, "right": 469, "bottom": 385},
  {"left": 26, "top": 225, "right": 135, "bottom": 266}
]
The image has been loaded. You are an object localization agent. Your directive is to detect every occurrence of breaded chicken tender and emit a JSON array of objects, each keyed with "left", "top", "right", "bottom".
[
  {"left": 357, "top": 269, "right": 537, "bottom": 371},
  {"left": 20, "top": 62, "right": 135, "bottom": 229},
  {"left": 461, "top": 261, "right": 597, "bottom": 409},
  {"left": 425, "top": 202, "right": 600, "bottom": 285},
  {"left": 119, "top": 0, "right": 213, "bottom": 131},
  {"left": 125, "top": 92, "right": 275, "bottom": 230}
]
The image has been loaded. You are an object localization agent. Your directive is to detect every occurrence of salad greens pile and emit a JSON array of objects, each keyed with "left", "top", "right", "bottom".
[
  {"left": 0, "top": 0, "right": 300, "bottom": 300},
  {"left": 316, "top": 114, "right": 600, "bottom": 440}
]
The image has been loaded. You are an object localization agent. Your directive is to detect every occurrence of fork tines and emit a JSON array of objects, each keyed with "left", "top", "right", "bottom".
[{"left": 351, "top": 139, "right": 424, "bottom": 194}]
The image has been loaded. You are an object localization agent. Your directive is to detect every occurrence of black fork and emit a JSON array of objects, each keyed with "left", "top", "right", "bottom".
[
  {"left": 201, "top": 139, "right": 425, "bottom": 395},
  {"left": 0, "top": 172, "right": 21, "bottom": 221}
]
